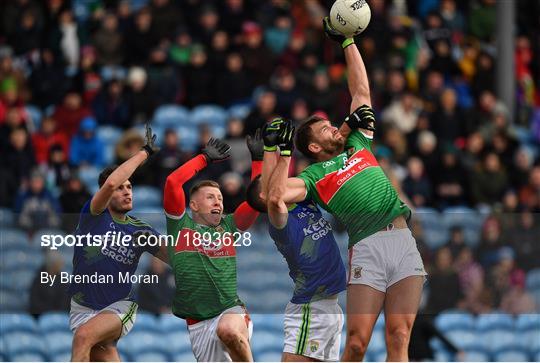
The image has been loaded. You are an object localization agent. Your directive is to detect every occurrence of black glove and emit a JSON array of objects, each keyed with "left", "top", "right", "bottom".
[
  {"left": 278, "top": 122, "right": 295, "bottom": 157},
  {"left": 263, "top": 117, "right": 287, "bottom": 152},
  {"left": 141, "top": 123, "right": 159, "bottom": 156},
  {"left": 323, "top": 16, "right": 355, "bottom": 49},
  {"left": 202, "top": 138, "right": 231, "bottom": 163},
  {"left": 344, "top": 105, "right": 376, "bottom": 132},
  {"left": 246, "top": 128, "right": 264, "bottom": 161}
]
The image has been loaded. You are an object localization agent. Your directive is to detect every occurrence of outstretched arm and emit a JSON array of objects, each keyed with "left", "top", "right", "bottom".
[
  {"left": 163, "top": 154, "right": 207, "bottom": 218},
  {"left": 267, "top": 156, "right": 291, "bottom": 229},
  {"left": 91, "top": 124, "right": 158, "bottom": 215}
]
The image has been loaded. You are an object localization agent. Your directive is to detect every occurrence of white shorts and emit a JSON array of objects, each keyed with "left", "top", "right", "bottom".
[
  {"left": 283, "top": 298, "right": 344, "bottom": 361},
  {"left": 348, "top": 228, "right": 427, "bottom": 292},
  {"left": 187, "top": 305, "right": 253, "bottom": 362},
  {"left": 69, "top": 299, "right": 138, "bottom": 338}
]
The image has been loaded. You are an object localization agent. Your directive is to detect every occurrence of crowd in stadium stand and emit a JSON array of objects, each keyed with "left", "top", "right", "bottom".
[{"left": 0, "top": 0, "right": 539, "bottom": 317}]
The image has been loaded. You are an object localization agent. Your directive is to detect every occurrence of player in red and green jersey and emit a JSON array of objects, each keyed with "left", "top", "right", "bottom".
[
  {"left": 276, "top": 18, "right": 427, "bottom": 361},
  {"left": 163, "top": 136, "right": 263, "bottom": 362}
]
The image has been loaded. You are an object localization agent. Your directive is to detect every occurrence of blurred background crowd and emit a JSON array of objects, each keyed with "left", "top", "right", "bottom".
[{"left": 1, "top": 0, "right": 540, "bottom": 333}]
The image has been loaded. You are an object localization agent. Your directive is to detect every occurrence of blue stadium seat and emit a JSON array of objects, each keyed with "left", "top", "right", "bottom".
[
  {"left": 4, "top": 332, "right": 46, "bottom": 357},
  {"left": 160, "top": 331, "right": 192, "bottom": 356},
  {"left": 519, "top": 330, "right": 540, "bottom": 356},
  {"left": 103, "top": 143, "right": 115, "bottom": 165},
  {"left": 96, "top": 126, "right": 123, "bottom": 145},
  {"left": 154, "top": 105, "right": 190, "bottom": 127},
  {"left": 0, "top": 228, "right": 29, "bottom": 252},
  {"left": 526, "top": 268, "right": 540, "bottom": 290},
  {"left": 158, "top": 314, "right": 187, "bottom": 334},
  {"left": 251, "top": 331, "right": 283, "bottom": 355},
  {"left": 0, "top": 207, "right": 14, "bottom": 227},
  {"left": 251, "top": 314, "right": 283, "bottom": 333},
  {"left": 414, "top": 207, "right": 448, "bottom": 249},
  {"left": 228, "top": 104, "right": 252, "bottom": 120},
  {"left": 475, "top": 312, "right": 514, "bottom": 331},
  {"left": 50, "top": 352, "right": 71, "bottom": 362},
  {"left": 515, "top": 314, "right": 540, "bottom": 331},
  {"left": 10, "top": 352, "right": 46, "bottom": 362},
  {"left": 132, "top": 186, "right": 162, "bottom": 208},
  {"left": 434, "top": 350, "right": 451, "bottom": 362},
  {"left": 130, "top": 313, "right": 159, "bottom": 333},
  {"left": 0, "top": 314, "right": 37, "bottom": 334},
  {"left": 445, "top": 330, "right": 480, "bottom": 351},
  {"left": 375, "top": 314, "right": 385, "bottom": 331},
  {"left": 191, "top": 105, "right": 227, "bottom": 127},
  {"left": 175, "top": 124, "right": 200, "bottom": 151},
  {"left": 247, "top": 290, "right": 290, "bottom": 313},
  {"left": 435, "top": 310, "right": 475, "bottom": 331},
  {"left": 256, "top": 351, "right": 282, "bottom": 362},
  {"left": 482, "top": 330, "right": 520, "bottom": 354},
  {"left": 463, "top": 349, "right": 490, "bottom": 362},
  {"left": 78, "top": 166, "right": 101, "bottom": 191},
  {"left": 25, "top": 105, "right": 42, "bottom": 130},
  {"left": 367, "top": 329, "right": 386, "bottom": 353},
  {"left": 0, "top": 290, "right": 26, "bottom": 311},
  {"left": 45, "top": 331, "right": 73, "bottom": 355},
  {"left": 372, "top": 351, "right": 388, "bottom": 362},
  {"left": 172, "top": 351, "right": 196, "bottom": 362},
  {"left": 134, "top": 352, "right": 169, "bottom": 362},
  {"left": 493, "top": 349, "right": 529, "bottom": 362},
  {"left": 118, "top": 331, "right": 167, "bottom": 357},
  {"left": 38, "top": 312, "right": 70, "bottom": 333}
]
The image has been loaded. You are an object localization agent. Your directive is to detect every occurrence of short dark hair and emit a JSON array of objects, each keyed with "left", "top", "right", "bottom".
[
  {"left": 189, "top": 180, "right": 220, "bottom": 197},
  {"left": 295, "top": 115, "right": 326, "bottom": 160},
  {"left": 246, "top": 175, "right": 267, "bottom": 213},
  {"left": 98, "top": 165, "right": 119, "bottom": 187}
]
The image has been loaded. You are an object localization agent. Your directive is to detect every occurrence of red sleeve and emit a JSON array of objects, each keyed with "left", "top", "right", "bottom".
[
  {"left": 163, "top": 154, "right": 207, "bottom": 217},
  {"left": 233, "top": 160, "right": 262, "bottom": 230}
]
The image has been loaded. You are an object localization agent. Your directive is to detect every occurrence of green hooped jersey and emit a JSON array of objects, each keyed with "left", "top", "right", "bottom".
[
  {"left": 298, "top": 130, "right": 411, "bottom": 248},
  {"left": 166, "top": 212, "right": 243, "bottom": 320}
]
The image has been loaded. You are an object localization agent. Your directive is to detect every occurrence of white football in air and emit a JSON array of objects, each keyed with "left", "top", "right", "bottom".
[{"left": 330, "top": 0, "right": 371, "bottom": 37}]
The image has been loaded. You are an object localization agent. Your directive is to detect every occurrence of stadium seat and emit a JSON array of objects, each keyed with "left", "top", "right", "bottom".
[
  {"left": 158, "top": 314, "right": 187, "bottom": 334},
  {"left": 130, "top": 313, "right": 159, "bottom": 333},
  {"left": 78, "top": 166, "right": 101, "bottom": 191},
  {"left": 0, "top": 228, "right": 29, "bottom": 252},
  {"left": 228, "top": 104, "right": 252, "bottom": 120},
  {"left": 482, "top": 330, "right": 520, "bottom": 354},
  {"left": 247, "top": 290, "right": 290, "bottom": 313},
  {"left": 0, "top": 290, "right": 26, "bottom": 311},
  {"left": 414, "top": 207, "right": 448, "bottom": 249},
  {"left": 251, "top": 331, "right": 283, "bottom": 356},
  {"left": 4, "top": 332, "right": 46, "bottom": 357},
  {"left": 251, "top": 314, "right": 284, "bottom": 333},
  {"left": 493, "top": 349, "right": 529, "bottom": 362},
  {"left": 433, "top": 350, "right": 451, "bottom": 362},
  {"left": 172, "top": 351, "right": 196, "bottom": 362},
  {"left": 520, "top": 330, "right": 540, "bottom": 355},
  {"left": 256, "top": 351, "right": 282, "bottom": 362},
  {"left": 118, "top": 331, "right": 167, "bottom": 357},
  {"left": 367, "top": 329, "right": 386, "bottom": 353},
  {"left": 0, "top": 314, "right": 37, "bottom": 334},
  {"left": 463, "top": 349, "right": 490, "bottom": 362},
  {"left": 0, "top": 207, "right": 14, "bottom": 227},
  {"left": 435, "top": 310, "right": 475, "bottom": 331},
  {"left": 526, "top": 268, "right": 540, "bottom": 290},
  {"left": 175, "top": 124, "right": 200, "bottom": 151},
  {"left": 96, "top": 125, "right": 123, "bottom": 145},
  {"left": 159, "top": 331, "right": 192, "bottom": 356},
  {"left": 132, "top": 186, "right": 162, "bottom": 208},
  {"left": 153, "top": 105, "right": 190, "bottom": 129},
  {"left": 191, "top": 105, "right": 227, "bottom": 127},
  {"left": 38, "top": 312, "right": 70, "bottom": 333},
  {"left": 25, "top": 105, "right": 42, "bottom": 130},
  {"left": 515, "top": 313, "right": 540, "bottom": 331},
  {"left": 45, "top": 331, "right": 73, "bottom": 355},
  {"left": 445, "top": 330, "right": 479, "bottom": 351},
  {"left": 475, "top": 312, "right": 514, "bottom": 331},
  {"left": 50, "top": 352, "right": 71, "bottom": 362},
  {"left": 9, "top": 352, "right": 46, "bottom": 362},
  {"left": 134, "top": 351, "right": 169, "bottom": 362},
  {"left": 372, "top": 350, "right": 388, "bottom": 362}
]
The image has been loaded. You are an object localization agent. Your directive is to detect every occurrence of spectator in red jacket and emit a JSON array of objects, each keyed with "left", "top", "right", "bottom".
[
  {"left": 32, "top": 116, "right": 69, "bottom": 164},
  {"left": 52, "top": 90, "right": 91, "bottom": 138}
]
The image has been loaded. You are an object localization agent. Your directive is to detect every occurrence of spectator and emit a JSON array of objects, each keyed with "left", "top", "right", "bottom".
[
  {"left": 240, "top": 21, "right": 275, "bottom": 86},
  {"left": 43, "top": 143, "right": 71, "bottom": 190},
  {"left": 509, "top": 211, "right": 540, "bottom": 271},
  {"left": 29, "top": 251, "right": 69, "bottom": 316},
  {"left": 92, "top": 79, "right": 131, "bottom": 128},
  {"left": 196, "top": 6, "right": 220, "bottom": 47},
  {"left": 414, "top": 130, "right": 440, "bottom": 182},
  {"left": 440, "top": 0, "right": 465, "bottom": 35},
  {"left": 307, "top": 68, "right": 338, "bottom": 118},
  {"left": 403, "top": 157, "right": 432, "bottom": 207},
  {"left": 29, "top": 49, "right": 67, "bottom": 108},
  {"left": 49, "top": 9, "right": 81, "bottom": 69},
  {"left": 59, "top": 176, "right": 91, "bottom": 232},
  {"left": 52, "top": 90, "right": 91, "bottom": 138},
  {"left": 489, "top": 247, "right": 527, "bottom": 306},
  {"left": 518, "top": 166, "right": 540, "bottom": 211},
  {"left": 243, "top": 89, "right": 277, "bottom": 136},
  {"left": 3, "top": 127, "right": 35, "bottom": 186},
  {"left": 272, "top": 68, "right": 300, "bottom": 117},
  {"left": 446, "top": 226, "right": 466, "bottom": 258},
  {"left": 14, "top": 169, "right": 61, "bottom": 231},
  {"left": 69, "top": 116, "right": 105, "bottom": 168},
  {"left": 382, "top": 91, "right": 420, "bottom": 134},
  {"left": 149, "top": 0, "right": 183, "bottom": 43},
  {"left": 32, "top": 117, "right": 69, "bottom": 164},
  {"left": 409, "top": 313, "right": 460, "bottom": 361},
  {"left": 11, "top": 9, "right": 42, "bottom": 56},
  {"left": 169, "top": 27, "right": 193, "bottom": 67},
  {"left": 138, "top": 258, "right": 175, "bottom": 314},
  {"left": 209, "top": 31, "right": 230, "bottom": 73},
  {"left": 220, "top": 172, "right": 245, "bottom": 213},
  {"left": 461, "top": 132, "right": 485, "bottom": 172},
  {"left": 264, "top": 14, "right": 293, "bottom": 55},
  {"left": 468, "top": 0, "right": 496, "bottom": 43},
  {"left": 184, "top": 45, "right": 215, "bottom": 107},
  {"left": 126, "top": 67, "right": 155, "bottom": 124},
  {"left": 470, "top": 152, "right": 508, "bottom": 207},
  {"left": 73, "top": 45, "right": 102, "bottom": 104},
  {"left": 426, "top": 247, "right": 462, "bottom": 314},
  {"left": 477, "top": 216, "right": 506, "bottom": 267},
  {"left": 93, "top": 12, "right": 124, "bottom": 66},
  {"left": 0, "top": 107, "right": 29, "bottom": 152},
  {"left": 511, "top": 147, "right": 535, "bottom": 190},
  {"left": 434, "top": 146, "right": 468, "bottom": 208},
  {"left": 500, "top": 270, "right": 537, "bottom": 314},
  {"left": 152, "top": 129, "right": 191, "bottom": 188},
  {"left": 454, "top": 246, "right": 485, "bottom": 313},
  {"left": 125, "top": 7, "right": 156, "bottom": 65},
  {"left": 216, "top": 52, "right": 252, "bottom": 107},
  {"left": 431, "top": 88, "right": 465, "bottom": 145},
  {"left": 114, "top": 129, "right": 153, "bottom": 185}
]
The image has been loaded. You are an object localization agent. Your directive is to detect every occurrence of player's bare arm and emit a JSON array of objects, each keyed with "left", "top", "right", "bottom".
[
  {"left": 91, "top": 123, "right": 158, "bottom": 215},
  {"left": 267, "top": 120, "right": 295, "bottom": 229}
]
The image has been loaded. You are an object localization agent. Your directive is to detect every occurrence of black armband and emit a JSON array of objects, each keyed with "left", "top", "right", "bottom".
[{"left": 344, "top": 105, "right": 376, "bottom": 132}]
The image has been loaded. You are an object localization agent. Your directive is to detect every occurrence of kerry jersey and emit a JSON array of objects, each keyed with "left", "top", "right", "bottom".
[
  {"left": 298, "top": 130, "right": 410, "bottom": 248},
  {"left": 166, "top": 212, "right": 243, "bottom": 320},
  {"left": 69, "top": 200, "right": 160, "bottom": 310},
  {"left": 268, "top": 200, "right": 346, "bottom": 304}
]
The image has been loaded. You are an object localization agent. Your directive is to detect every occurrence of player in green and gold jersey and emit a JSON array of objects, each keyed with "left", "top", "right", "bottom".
[
  {"left": 163, "top": 136, "right": 263, "bottom": 362},
  {"left": 277, "top": 18, "right": 427, "bottom": 361}
]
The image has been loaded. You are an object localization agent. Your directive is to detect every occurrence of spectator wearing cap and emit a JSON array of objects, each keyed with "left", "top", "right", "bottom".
[
  {"left": 240, "top": 21, "right": 275, "bottom": 86},
  {"left": 14, "top": 169, "right": 61, "bottom": 231},
  {"left": 52, "top": 90, "right": 91, "bottom": 138},
  {"left": 29, "top": 251, "right": 69, "bottom": 316},
  {"left": 32, "top": 116, "right": 69, "bottom": 164},
  {"left": 169, "top": 27, "right": 193, "bottom": 67},
  {"left": 127, "top": 67, "right": 155, "bottom": 124},
  {"left": 414, "top": 130, "right": 440, "bottom": 182},
  {"left": 69, "top": 116, "right": 105, "bottom": 168},
  {"left": 114, "top": 128, "right": 153, "bottom": 185}
]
